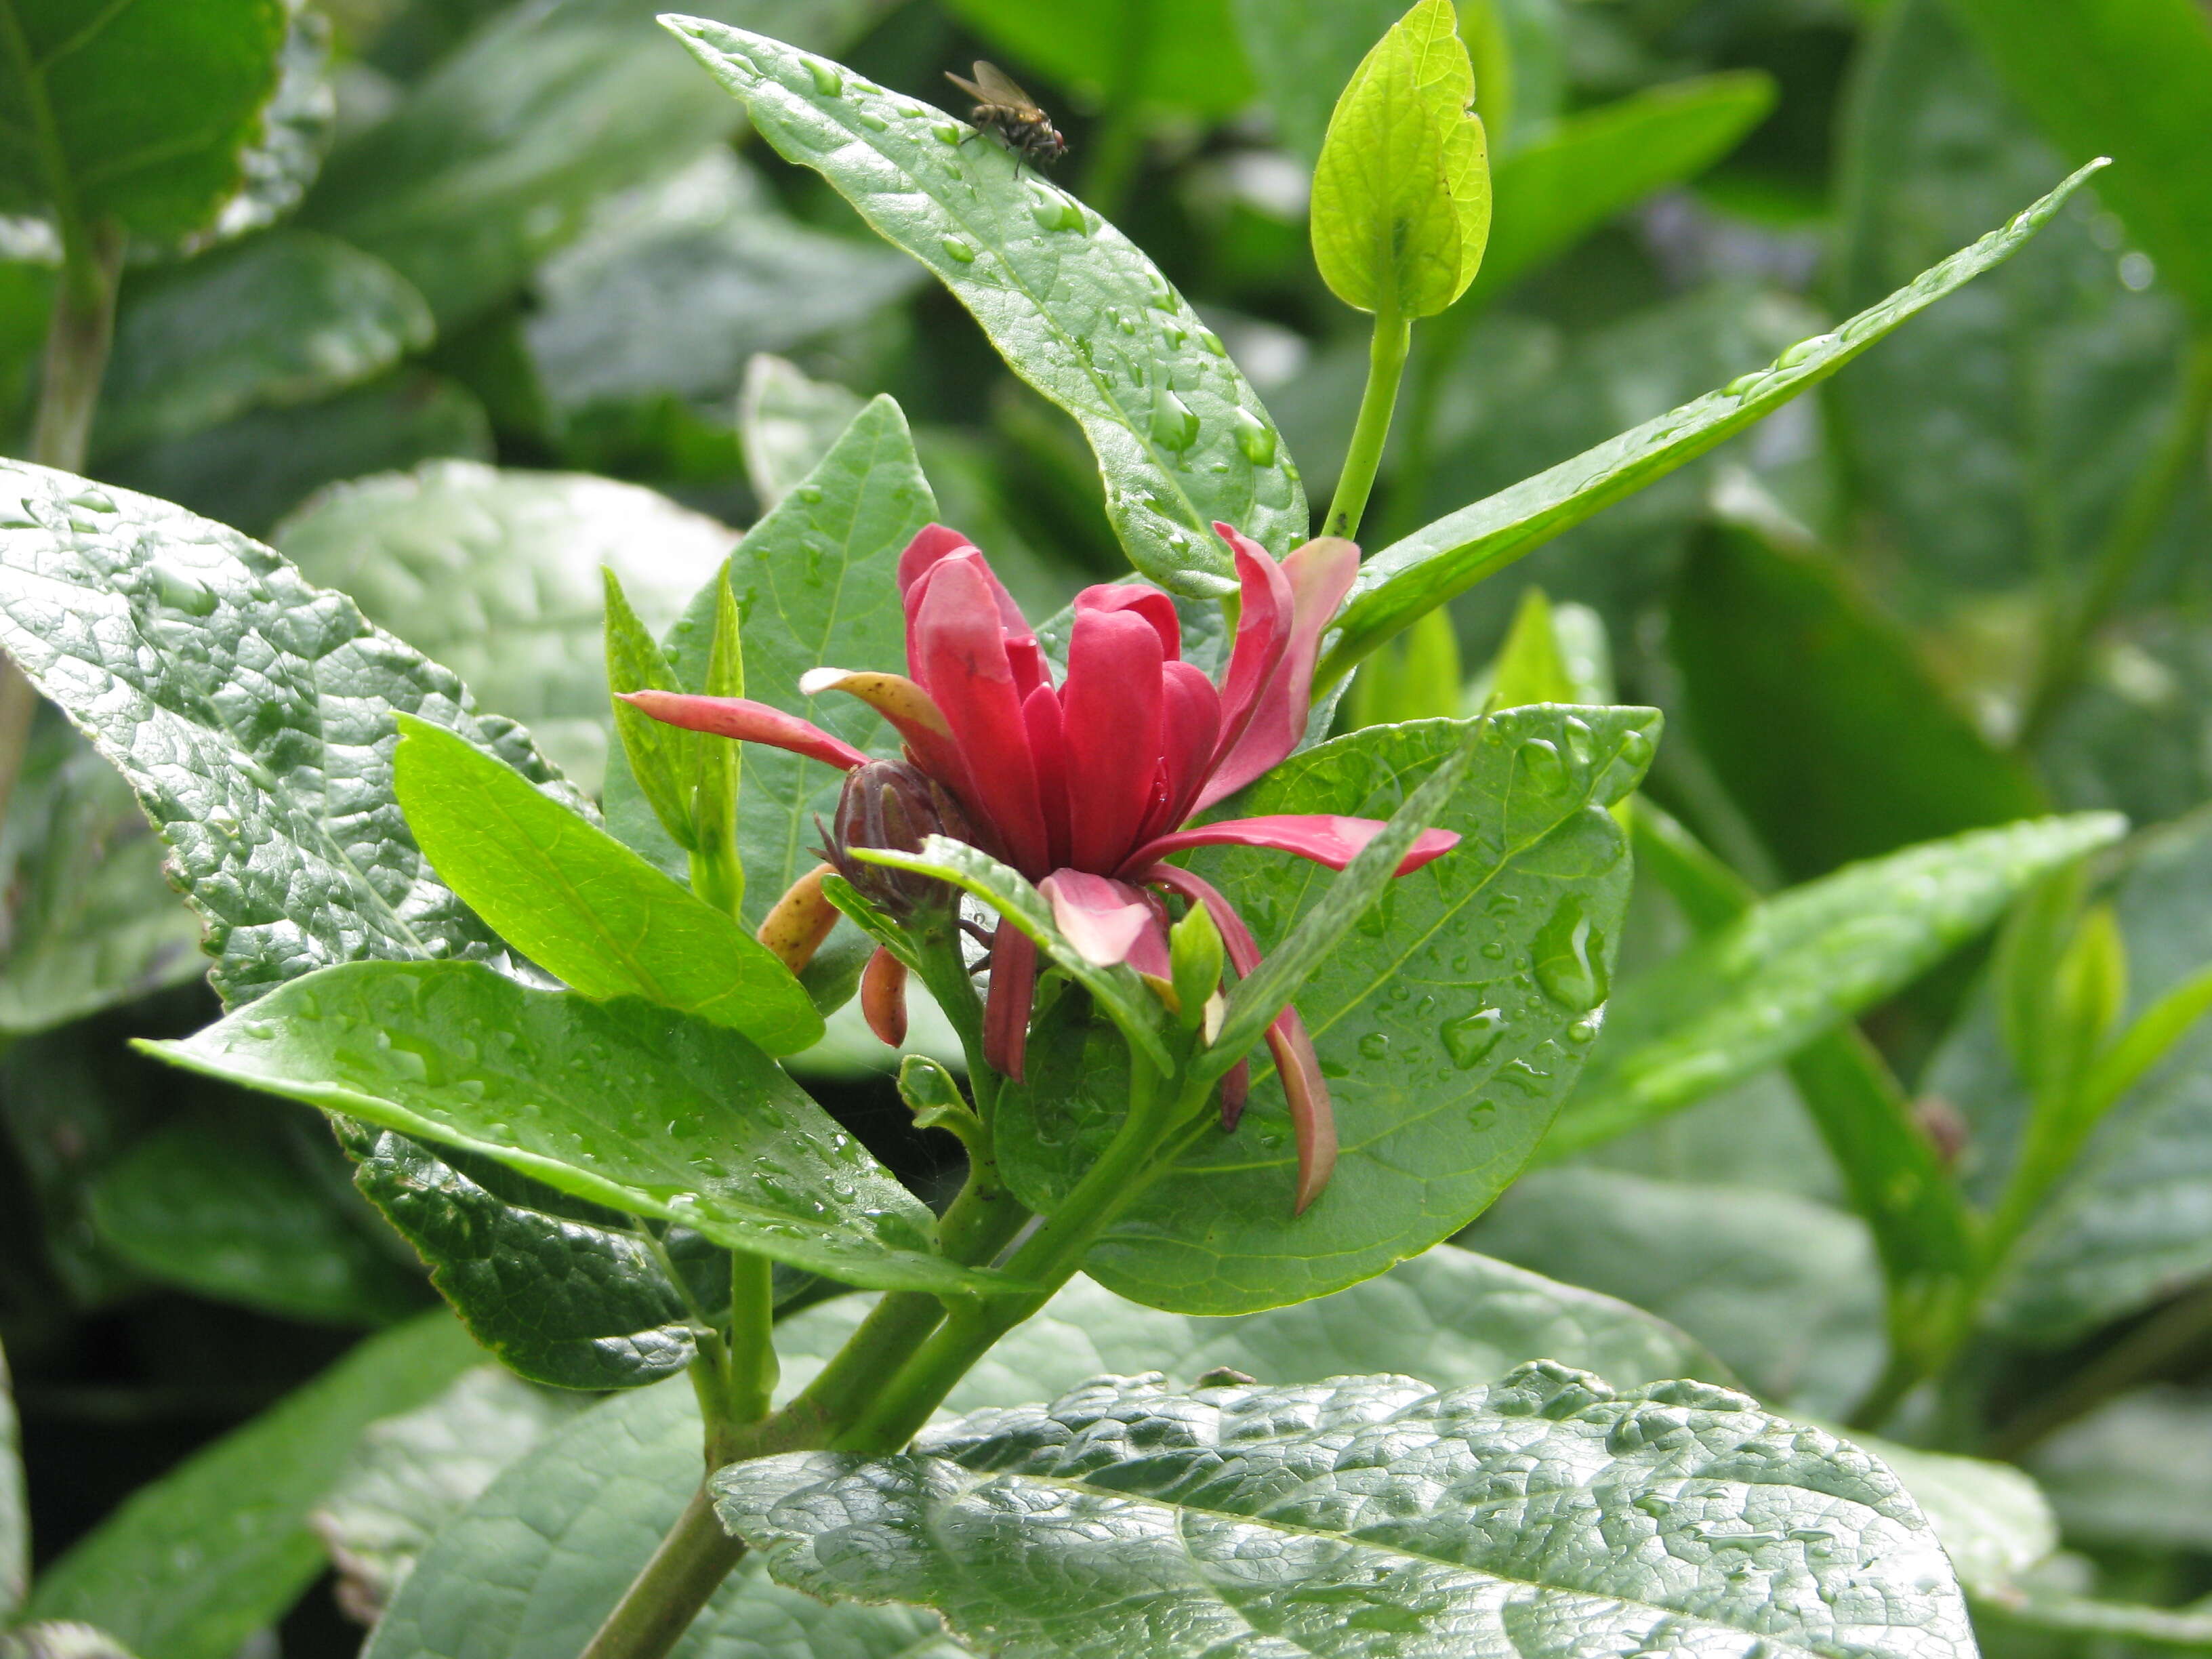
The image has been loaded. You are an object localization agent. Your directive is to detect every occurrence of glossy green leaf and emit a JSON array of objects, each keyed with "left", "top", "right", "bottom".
[
  {"left": 1549, "top": 815, "right": 2125, "bottom": 1158},
  {"left": 603, "top": 564, "right": 743, "bottom": 869},
  {"left": 724, "top": 394, "right": 934, "bottom": 924},
  {"left": 665, "top": 18, "right": 1305, "bottom": 595},
  {"left": 342, "top": 1124, "right": 716, "bottom": 1391},
  {"left": 1003, "top": 706, "right": 1655, "bottom": 1313},
  {"left": 24, "top": 1309, "right": 483, "bottom": 1659},
  {"left": 392, "top": 718, "right": 819, "bottom": 1052},
  {"left": 274, "top": 461, "right": 733, "bottom": 792},
  {"left": 87, "top": 1109, "right": 424, "bottom": 1326},
  {"left": 365, "top": 1374, "right": 965, "bottom": 1659},
  {"left": 203, "top": 1, "right": 335, "bottom": 249},
  {"left": 737, "top": 352, "right": 863, "bottom": 508},
  {"left": 104, "top": 369, "right": 493, "bottom": 539},
  {"left": 1469, "top": 1168, "right": 1885, "bottom": 1417},
  {"left": 1484, "top": 585, "right": 1576, "bottom": 708},
  {"left": 940, "top": 0, "right": 1254, "bottom": 116},
  {"left": 2029, "top": 1385, "right": 2212, "bottom": 1553},
  {"left": 859, "top": 836, "right": 1173, "bottom": 1072},
  {"left": 1832, "top": 0, "right": 2198, "bottom": 599},
  {"left": 1468, "top": 73, "right": 1774, "bottom": 306},
  {"left": 145, "top": 961, "right": 1010, "bottom": 1298},
  {"left": 0, "top": 459, "right": 577, "bottom": 1006},
  {"left": 1672, "top": 525, "right": 2047, "bottom": 882},
  {"left": 310, "top": 1366, "right": 586, "bottom": 1620},
  {"left": 0, "top": 717, "right": 204, "bottom": 1035},
  {"left": 523, "top": 149, "right": 921, "bottom": 413},
  {"left": 1346, "top": 607, "right": 1462, "bottom": 726},
  {"left": 95, "top": 231, "right": 432, "bottom": 455},
  {"left": 1318, "top": 159, "right": 2108, "bottom": 686},
  {"left": 301, "top": 0, "right": 879, "bottom": 327},
  {"left": 1310, "top": 0, "right": 1491, "bottom": 319},
  {"left": 0, "top": 0, "right": 287, "bottom": 243},
  {"left": 0, "top": 1338, "right": 22, "bottom": 1620},
  {"left": 1847, "top": 1435, "right": 2057, "bottom": 1598},
  {"left": 1982, "top": 1593, "right": 2212, "bottom": 1650},
  {"left": 1943, "top": 0, "right": 2212, "bottom": 320},
  {"left": 715, "top": 1365, "right": 1975, "bottom": 1659}
]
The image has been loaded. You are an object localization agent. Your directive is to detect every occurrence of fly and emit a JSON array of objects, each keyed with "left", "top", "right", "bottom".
[{"left": 945, "top": 60, "right": 1067, "bottom": 167}]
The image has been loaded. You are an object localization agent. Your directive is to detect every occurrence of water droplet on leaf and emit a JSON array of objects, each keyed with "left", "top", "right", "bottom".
[
  {"left": 1149, "top": 388, "right": 1199, "bottom": 451},
  {"left": 1532, "top": 895, "right": 1608, "bottom": 1010},
  {"left": 804, "top": 58, "right": 842, "bottom": 95},
  {"left": 1440, "top": 1006, "right": 1505, "bottom": 1069},
  {"left": 1230, "top": 407, "right": 1276, "bottom": 466},
  {"left": 939, "top": 236, "right": 977, "bottom": 263}
]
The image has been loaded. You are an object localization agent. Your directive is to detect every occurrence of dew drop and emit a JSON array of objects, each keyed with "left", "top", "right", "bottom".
[
  {"left": 931, "top": 121, "right": 962, "bottom": 145},
  {"left": 1531, "top": 895, "right": 1609, "bottom": 1011},
  {"left": 152, "top": 562, "right": 218, "bottom": 617},
  {"left": 939, "top": 236, "right": 978, "bottom": 264},
  {"left": 1149, "top": 387, "right": 1200, "bottom": 451},
  {"left": 1197, "top": 328, "right": 1227, "bottom": 357},
  {"left": 796, "top": 483, "right": 825, "bottom": 504},
  {"left": 1230, "top": 407, "right": 1277, "bottom": 466},
  {"left": 804, "top": 58, "right": 843, "bottom": 96},
  {"left": 1516, "top": 737, "right": 1567, "bottom": 795},
  {"left": 1439, "top": 1006, "right": 1505, "bottom": 1069},
  {"left": 1028, "top": 186, "right": 1086, "bottom": 232},
  {"left": 1566, "top": 1016, "right": 1599, "bottom": 1044},
  {"left": 1723, "top": 371, "right": 1767, "bottom": 398},
  {"left": 1358, "top": 1031, "right": 1390, "bottom": 1061},
  {"left": 68, "top": 487, "right": 115, "bottom": 514},
  {"left": 1775, "top": 332, "right": 1835, "bottom": 370},
  {"left": 1467, "top": 1101, "right": 1497, "bottom": 1130},
  {"left": 855, "top": 110, "right": 888, "bottom": 131}
]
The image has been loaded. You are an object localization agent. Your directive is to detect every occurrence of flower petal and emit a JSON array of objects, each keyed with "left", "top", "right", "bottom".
[
  {"left": 1124, "top": 814, "right": 1459, "bottom": 876},
  {"left": 1210, "top": 523, "right": 1294, "bottom": 760},
  {"left": 1074, "top": 581, "right": 1181, "bottom": 661},
  {"left": 983, "top": 919, "right": 1038, "bottom": 1081},
  {"left": 1219, "top": 1056, "right": 1251, "bottom": 1130},
  {"left": 860, "top": 946, "right": 909, "bottom": 1047},
  {"left": 1061, "top": 606, "right": 1164, "bottom": 874},
  {"left": 1197, "top": 535, "right": 1359, "bottom": 811},
  {"left": 796, "top": 668, "right": 969, "bottom": 790},
  {"left": 756, "top": 863, "right": 842, "bottom": 974},
  {"left": 904, "top": 537, "right": 1047, "bottom": 697},
  {"left": 619, "top": 692, "right": 868, "bottom": 771},
  {"left": 1148, "top": 660, "right": 1225, "bottom": 840},
  {"left": 896, "top": 523, "right": 979, "bottom": 597},
  {"left": 910, "top": 556, "right": 1052, "bottom": 875},
  {"left": 1023, "top": 684, "right": 1071, "bottom": 872},
  {"left": 1040, "top": 869, "right": 1169, "bottom": 976}
]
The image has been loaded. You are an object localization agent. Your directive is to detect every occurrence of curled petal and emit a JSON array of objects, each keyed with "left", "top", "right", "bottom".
[
  {"left": 1074, "top": 581, "right": 1181, "bottom": 661},
  {"left": 1210, "top": 524, "right": 1294, "bottom": 761},
  {"left": 1149, "top": 661, "right": 1225, "bottom": 840},
  {"left": 1062, "top": 607, "right": 1164, "bottom": 874},
  {"left": 860, "top": 946, "right": 909, "bottom": 1048},
  {"left": 1123, "top": 814, "right": 1459, "bottom": 877},
  {"left": 619, "top": 692, "right": 867, "bottom": 772},
  {"left": 798, "top": 668, "right": 968, "bottom": 792},
  {"left": 1197, "top": 535, "right": 1359, "bottom": 811},
  {"left": 983, "top": 919, "right": 1038, "bottom": 1082},
  {"left": 1041, "top": 870, "right": 1170, "bottom": 978},
  {"left": 1023, "top": 685, "right": 1071, "bottom": 872},
  {"left": 756, "top": 863, "right": 841, "bottom": 975},
  {"left": 896, "top": 523, "right": 980, "bottom": 596},
  {"left": 905, "top": 541, "right": 1047, "bottom": 697},
  {"left": 1219, "top": 1056, "right": 1250, "bottom": 1130}
]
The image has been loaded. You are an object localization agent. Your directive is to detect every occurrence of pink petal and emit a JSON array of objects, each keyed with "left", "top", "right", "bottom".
[
  {"left": 1210, "top": 524, "right": 1294, "bottom": 762},
  {"left": 1040, "top": 870, "right": 1171, "bottom": 977},
  {"left": 1124, "top": 814, "right": 1459, "bottom": 876},
  {"left": 1061, "top": 607, "right": 1164, "bottom": 874},
  {"left": 904, "top": 540, "right": 1048, "bottom": 699},
  {"left": 1023, "top": 684, "right": 1071, "bottom": 872},
  {"left": 896, "top": 523, "right": 979, "bottom": 596},
  {"left": 1196, "top": 535, "right": 1359, "bottom": 812},
  {"left": 1142, "top": 863, "right": 1262, "bottom": 975},
  {"left": 1219, "top": 1057, "right": 1251, "bottom": 1130},
  {"left": 1075, "top": 582, "right": 1181, "bottom": 661},
  {"left": 983, "top": 920, "right": 1038, "bottom": 1082},
  {"left": 1147, "top": 661, "right": 1225, "bottom": 840},
  {"left": 618, "top": 692, "right": 868, "bottom": 771},
  {"left": 861, "top": 946, "right": 909, "bottom": 1048},
  {"left": 910, "top": 557, "right": 1052, "bottom": 876}
]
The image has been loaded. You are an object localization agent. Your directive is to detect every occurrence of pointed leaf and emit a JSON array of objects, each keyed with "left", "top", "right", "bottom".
[
  {"left": 0, "top": 1338, "right": 21, "bottom": 1621},
  {"left": 1317, "top": 159, "right": 2108, "bottom": 685},
  {"left": 391, "top": 716, "right": 821, "bottom": 1053},
  {"left": 714, "top": 1366, "right": 1975, "bottom": 1659},
  {"left": 144, "top": 962, "right": 1015, "bottom": 1297},
  {"left": 664, "top": 18, "right": 1305, "bottom": 594}
]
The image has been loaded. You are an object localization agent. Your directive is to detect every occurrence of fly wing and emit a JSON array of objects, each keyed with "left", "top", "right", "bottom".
[
  {"left": 968, "top": 59, "right": 1045, "bottom": 116},
  {"left": 943, "top": 67, "right": 988, "bottom": 103}
]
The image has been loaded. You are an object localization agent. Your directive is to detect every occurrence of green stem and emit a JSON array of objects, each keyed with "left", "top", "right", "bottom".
[
  {"left": 1323, "top": 298, "right": 1412, "bottom": 541},
  {"left": 2020, "top": 329, "right": 2212, "bottom": 746},
  {"left": 724, "top": 1252, "right": 778, "bottom": 1433},
  {"left": 577, "top": 1483, "right": 747, "bottom": 1659},
  {"left": 1376, "top": 303, "right": 1475, "bottom": 544},
  {"left": 687, "top": 831, "right": 743, "bottom": 922}
]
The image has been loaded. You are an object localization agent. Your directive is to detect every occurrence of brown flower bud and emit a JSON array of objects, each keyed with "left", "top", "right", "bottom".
[{"left": 823, "top": 760, "right": 973, "bottom": 916}]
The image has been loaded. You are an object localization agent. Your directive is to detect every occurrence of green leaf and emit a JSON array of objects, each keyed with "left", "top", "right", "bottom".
[
  {"left": 342, "top": 1124, "right": 716, "bottom": 1391},
  {"left": 1469, "top": 1168, "right": 1885, "bottom": 1416},
  {"left": 24, "top": 1309, "right": 483, "bottom": 1659},
  {"left": 0, "top": 0, "right": 287, "bottom": 244},
  {"left": 1317, "top": 158, "right": 2108, "bottom": 686},
  {"left": 1981, "top": 1593, "right": 2212, "bottom": 1651},
  {"left": 2029, "top": 1385, "right": 2212, "bottom": 1553},
  {"left": 1671, "top": 525, "right": 2048, "bottom": 882},
  {"left": 1546, "top": 814, "right": 2127, "bottom": 1159},
  {"left": 1468, "top": 73, "right": 1774, "bottom": 305},
  {"left": 365, "top": 1374, "right": 964, "bottom": 1659},
  {"left": 310, "top": 1366, "right": 587, "bottom": 1620},
  {"left": 300, "top": 0, "right": 880, "bottom": 328},
  {"left": 859, "top": 836, "right": 1174, "bottom": 1072},
  {"left": 1942, "top": 0, "right": 2212, "bottom": 321},
  {"left": 723, "top": 394, "right": 934, "bottom": 923},
  {"left": 94, "top": 231, "right": 432, "bottom": 455},
  {"left": 523, "top": 149, "right": 922, "bottom": 415},
  {"left": 1345, "top": 606, "right": 1461, "bottom": 726},
  {"left": 714, "top": 1365, "right": 1975, "bottom": 1659},
  {"left": 0, "top": 459, "right": 576, "bottom": 1006},
  {"left": 664, "top": 18, "right": 1305, "bottom": 596},
  {"left": 1001, "top": 706, "right": 1656, "bottom": 1313},
  {"left": 1832, "top": 0, "right": 2198, "bottom": 598},
  {"left": 392, "top": 717, "right": 820, "bottom": 1053},
  {"left": 1483, "top": 584, "right": 1576, "bottom": 708},
  {"left": 144, "top": 961, "right": 1013, "bottom": 1298},
  {"left": 0, "top": 1338, "right": 22, "bottom": 1621},
  {"left": 1310, "top": 0, "right": 1492, "bottom": 319},
  {"left": 274, "top": 461, "right": 733, "bottom": 792},
  {"left": 940, "top": 0, "right": 1254, "bottom": 117},
  {"left": 0, "top": 716, "right": 204, "bottom": 1036},
  {"left": 203, "top": 2, "right": 336, "bottom": 249},
  {"left": 737, "top": 352, "right": 863, "bottom": 508},
  {"left": 104, "top": 368, "right": 493, "bottom": 539},
  {"left": 1843, "top": 1433, "right": 2057, "bottom": 1599},
  {"left": 87, "top": 1108, "right": 426, "bottom": 1326}
]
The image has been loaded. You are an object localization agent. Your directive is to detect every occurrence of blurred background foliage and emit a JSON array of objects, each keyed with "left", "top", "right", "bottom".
[{"left": 3, "top": 0, "right": 2211, "bottom": 1653}]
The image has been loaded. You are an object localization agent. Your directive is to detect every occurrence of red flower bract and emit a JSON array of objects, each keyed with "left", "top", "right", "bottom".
[{"left": 621, "top": 523, "right": 1459, "bottom": 1212}]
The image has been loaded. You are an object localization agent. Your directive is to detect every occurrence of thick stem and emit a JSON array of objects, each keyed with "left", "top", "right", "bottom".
[
  {"left": 1323, "top": 300, "right": 1412, "bottom": 541},
  {"left": 577, "top": 1483, "right": 746, "bottom": 1659},
  {"left": 687, "top": 832, "right": 743, "bottom": 922},
  {"left": 2020, "top": 329, "right": 2212, "bottom": 746},
  {"left": 724, "top": 1252, "right": 779, "bottom": 1431}
]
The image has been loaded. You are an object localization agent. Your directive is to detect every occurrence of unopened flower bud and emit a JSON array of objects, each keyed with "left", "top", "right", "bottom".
[{"left": 824, "top": 760, "right": 972, "bottom": 916}]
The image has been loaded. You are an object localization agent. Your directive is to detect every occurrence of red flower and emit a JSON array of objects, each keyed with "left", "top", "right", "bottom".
[{"left": 623, "top": 523, "right": 1458, "bottom": 1210}]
